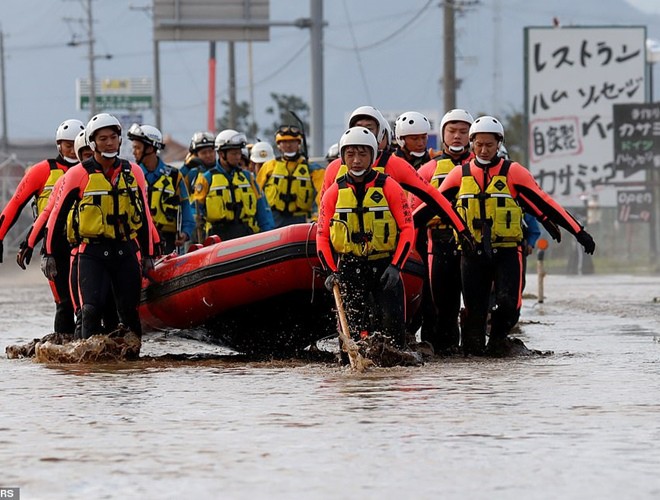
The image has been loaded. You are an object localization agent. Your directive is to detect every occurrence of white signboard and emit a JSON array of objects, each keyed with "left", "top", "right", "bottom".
[{"left": 525, "top": 26, "right": 647, "bottom": 207}]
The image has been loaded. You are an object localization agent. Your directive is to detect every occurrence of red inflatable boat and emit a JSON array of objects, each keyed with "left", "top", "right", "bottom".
[{"left": 139, "top": 223, "right": 424, "bottom": 355}]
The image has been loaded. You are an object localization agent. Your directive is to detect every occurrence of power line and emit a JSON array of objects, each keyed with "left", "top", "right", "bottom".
[
  {"left": 252, "top": 41, "right": 310, "bottom": 87},
  {"left": 328, "top": 0, "right": 433, "bottom": 52},
  {"left": 342, "top": 0, "right": 372, "bottom": 103}
]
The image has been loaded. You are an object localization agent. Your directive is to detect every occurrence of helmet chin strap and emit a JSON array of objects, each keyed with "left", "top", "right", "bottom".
[
  {"left": 101, "top": 151, "right": 119, "bottom": 159},
  {"left": 448, "top": 145, "right": 466, "bottom": 153},
  {"left": 350, "top": 168, "right": 367, "bottom": 177},
  {"left": 63, "top": 156, "right": 79, "bottom": 164}
]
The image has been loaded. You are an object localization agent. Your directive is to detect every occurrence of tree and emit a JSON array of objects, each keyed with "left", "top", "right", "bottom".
[
  {"left": 216, "top": 100, "right": 258, "bottom": 139},
  {"left": 263, "top": 92, "right": 310, "bottom": 142},
  {"left": 500, "top": 109, "right": 526, "bottom": 163}
]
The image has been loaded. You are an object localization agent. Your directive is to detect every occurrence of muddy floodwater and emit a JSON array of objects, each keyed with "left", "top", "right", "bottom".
[{"left": 1, "top": 266, "right": 660, "bottom": 499}]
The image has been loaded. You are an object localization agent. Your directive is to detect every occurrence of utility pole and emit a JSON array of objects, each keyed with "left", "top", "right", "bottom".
[
  {"left": 85, "top": 0, "right": 97, "bottom": 116},
  {"left": 309, "top": 0, "right": 324, "bottom": 157},
  {"left": 492, "top": 0, "right": 502, "bottom": 115},
  {"left": 443, "top": 0, "right": 456, "bottom": 112},
  {"left": 228, "top": 42, "right": 237, "bottom": 130},
  {"left": 248, "top": 41, "right": 255, "bottom": 136},
  {"left": 66, "top": 0, "right": 112, "bottom": 118}
]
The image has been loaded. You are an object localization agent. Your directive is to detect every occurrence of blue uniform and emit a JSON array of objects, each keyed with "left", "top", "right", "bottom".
[
  {"left": 195, "top": 163, "right": 274, "bottom": 240},
  {"left": 140, "top": 158, "right": 196, "bottom": 247}
]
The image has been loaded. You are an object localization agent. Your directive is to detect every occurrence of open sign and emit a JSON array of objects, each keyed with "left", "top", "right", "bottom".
[{"left": 617, "top": 189, "right": 653, "bottom": 222}]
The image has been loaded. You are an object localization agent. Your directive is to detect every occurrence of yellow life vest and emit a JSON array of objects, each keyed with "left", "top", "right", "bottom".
[
  {"left": 264, "top": 159, "right": 314, "bottom": 215},
  {"left": 205, "top": 168, "right": 259, "bottom": 233},
  {"left": 427, "top": 157, "right": 457, "bottom": 229},
  {"left": 456, "top": 161, "right": 523, "bottom": 248},
  {"left": 36, "top": 160, "right": 65, "bottom": 215},
  {"left": 147, "top": 167, "right": 183, "bottom": 234},
  {"left": 73, "top": 161, "right": 144, "bottom": 243},
  {"left": 330, "top": 173, "right": 398, "bottom": 259}
]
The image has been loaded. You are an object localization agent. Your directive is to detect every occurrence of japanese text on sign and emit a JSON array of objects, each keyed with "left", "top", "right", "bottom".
[
  {"left": 613, "top": 102, "right": 660, "bottom": 175},
  {"left": 525, "top": 26, "right": 646, "bottom": 207}
]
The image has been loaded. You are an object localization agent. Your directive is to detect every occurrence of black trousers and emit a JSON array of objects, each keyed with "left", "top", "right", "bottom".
[
  {"left": 70, "top": 250, "right": 119, "bottom": 339},
  {"left": 407, "top": 229, "right": 436, "bottom": 341},
  {"left": 337, "top": 257, "right": 406, "bottom": 347},
  {"left": 460, "top": 246, "right": 523, "bottom": 354},
  {"left": 77, "top": 241, "right": 142, "bottom": 339},
  {"left": 427, "top": 229, "right": 462, "bottom": 351},
  {"left": 50, "top": 247, "right": 75, "bottom": 334}
]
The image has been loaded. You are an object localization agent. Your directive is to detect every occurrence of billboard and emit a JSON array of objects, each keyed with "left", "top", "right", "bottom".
[
  {"left": 525, "top": 26, "right": 647, "bottom": 207},
  {"left": 77, "top": 78, "right": 153, "bottom": 111},
  {"left": 153, "top": 0, "right": 270, "bottom": 42}
]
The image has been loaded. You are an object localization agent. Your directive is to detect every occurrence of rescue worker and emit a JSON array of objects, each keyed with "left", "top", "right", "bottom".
[
  {"left": 394, "top": 111, "right": 432, "bottom": 170},
  {"left": 182, "top": 131, "right": 217, "bottom": 242},
  {"left": 128, "top": 123, "right": 195, "bottom": 254},
  {"left": 74, "top": 129, "right": 94, "bottom": 162},
  {"left": 192, "top": 129, "right": 274, "bottom": 241},
  {"left": 257, "top": 125, "right": 325, "bottom": 227},
  {"left": 41, "top": 113, "right": 158, "bottom": 340},
  {"left": 322, "top": 107, "right": 470, "bottom": 239},
  {"left": 0, "top": 118, "right": 84, "bottom": 335},
  {"left": 322, "top": 107, "right": 476, "bottom": 338},
  {"left": 316, "top": 127, "right": 415, "bottom": 349},
  {"left": 247, "top": 141, "right": 275, "bottom": 176},
  {"left": 412, "top": 108, "right": 475, "bottom": 354},
  {"left": 325, "top": 143, "right": 339, "bottom": 164},
  {"left": 18, "top": 130, "right": 118, "bottom": 337},
  {"left": 181, "top": 131, "right": 216, "bottom": 190},
  {"left": 415, "top": 115, "right": 596, "bottom": 356}
]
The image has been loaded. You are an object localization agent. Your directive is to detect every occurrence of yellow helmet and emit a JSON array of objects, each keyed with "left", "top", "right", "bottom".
[{"left": 275, "top": 125, "right": 302, "bottom": 143}]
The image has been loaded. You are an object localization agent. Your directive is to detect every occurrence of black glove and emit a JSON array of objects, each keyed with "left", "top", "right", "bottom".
[
  {"left": 0, "top": 239, "right": 3, "bottom": 263},
  {"left": 324, "top": 273, "right": 339, "bottom": 292},
  {"left": 457, "top": 229, "right": 476, "bottom": 258},
  {"left": 540, "top": 216, "right": 561, "bottom": 242},
  {"left": 576, "top": 230, "right": 595, "bottom": 255},
  {"left": 40, "top": 255, "right": 57, "bottom": 280},
  {"left": 380, "top": 264, "right": 401, "bottom": 291},
  {"left": 16, "top": 241, "right": 33, "bottom": 270}
]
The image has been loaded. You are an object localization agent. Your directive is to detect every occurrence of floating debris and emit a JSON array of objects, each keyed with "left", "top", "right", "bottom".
[
  {"left": 358, "top": 333, "right": 424, "bottom": 368},
  {"left": 6, "top": 327, "right": 141, "bottom": 363},
  {"left": 6, "top": 333, "right": 73, "bottom": 359}
]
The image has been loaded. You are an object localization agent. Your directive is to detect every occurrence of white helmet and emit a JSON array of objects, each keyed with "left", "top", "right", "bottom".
[
  {"left": 74, "top": 130, "right": 90, "bottom": 162},
  {"left": 469, "top": 115, "right": 505, "bottom": 142},
  {"left": 440, "top": 109, "right": 474, "bottom": 136},
  {"left": 86, "top": 113, "right": 122, "bottom": 152},
  {"left": 348, "top": 105, "right": 389, "bottom": 146},
  {"left": 395, "top": 111, "right": 431, "bottom": 148},
  {"left": 249, "top": 141, "right": 275, "bottom": 163},
  {"left": 325, "top": 143, "right": 339, "bottom": 161},
  {"left": 339, "top": 126, "right": 378, "bottom": 163},
  {"left": 127, "top": 123, "right": 165, "bottom": 150},
  {"left": 498, "top": 144, "right": 509, "bottom": 159},
  {"left": 189, "top": 131, "right": 215, "bottom": 153},
  {"left": 215, "top": 129, "right": 247, "bottom": 151},
  {"left": 56, "top": 119, "right": 85, "bottom": 143}
]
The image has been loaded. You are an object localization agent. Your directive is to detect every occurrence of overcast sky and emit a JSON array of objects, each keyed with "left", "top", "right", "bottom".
[{"left": 1, "top": 0, "right": 659, "bottom": 153}]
